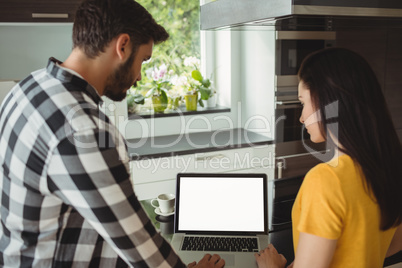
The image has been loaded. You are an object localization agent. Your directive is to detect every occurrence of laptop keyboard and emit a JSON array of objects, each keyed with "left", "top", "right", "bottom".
[{"left": 181, "top": 236, "right": 259, "bottom": 252}]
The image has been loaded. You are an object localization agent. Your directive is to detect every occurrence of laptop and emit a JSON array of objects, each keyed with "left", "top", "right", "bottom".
[{"left": 171, "top": 173, "right": 269, "bottom": 268}]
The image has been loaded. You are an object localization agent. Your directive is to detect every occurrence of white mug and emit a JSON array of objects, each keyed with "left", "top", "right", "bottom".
[{"left": 151, "top": 193, "right": 175, "bottom": 214}]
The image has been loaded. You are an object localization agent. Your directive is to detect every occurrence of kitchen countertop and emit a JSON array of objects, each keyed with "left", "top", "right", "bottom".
[
  {"left": 140, "top": 199, "right": 295, "bottom": 265},
  {"left": 127, "top": 128, "right": 274, "bottom": 160}
]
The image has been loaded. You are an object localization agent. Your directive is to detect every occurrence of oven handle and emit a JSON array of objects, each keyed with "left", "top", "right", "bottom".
[
  {"left": 276, "top": 100, "right": 301, "bottom": 105},
  {"left": 276, "top": 31, "right": 336, "bottom": 40},
  {"left": 276, "top": 100, "right": 302, "bottom": 109}
]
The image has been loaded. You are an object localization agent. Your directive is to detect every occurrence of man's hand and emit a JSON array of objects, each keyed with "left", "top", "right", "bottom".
[
  {"left": 254, "top": 244, "right": 287, "bottom": 268},
  {"left": 187, "top": 254, "right": 225, "bottom": 268}
]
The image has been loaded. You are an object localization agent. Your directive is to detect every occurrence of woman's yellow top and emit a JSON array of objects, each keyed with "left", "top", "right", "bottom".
[{"left": 292, "top": 154, "right": 396, "bottom": 267}]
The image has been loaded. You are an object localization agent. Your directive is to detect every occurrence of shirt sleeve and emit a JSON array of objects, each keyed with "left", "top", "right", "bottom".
[
  {"left": 296, "top": 164, "right": 346, "bottom": 240},
  {"left": 46, "top": 127, "right": 186, "bottom": 268}
]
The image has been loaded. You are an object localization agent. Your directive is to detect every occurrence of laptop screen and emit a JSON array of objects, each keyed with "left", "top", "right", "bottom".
[{"left": 175, "top": 173, "right": 268, "bottom": 235}]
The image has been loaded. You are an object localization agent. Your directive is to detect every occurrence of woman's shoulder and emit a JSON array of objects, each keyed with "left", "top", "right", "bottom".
[
  {"left": 300, "top": 155, "right": 357, "bottom": 207},
  {"left": 305, "top": 154, "right": 357, "bottom": 185},
  {"left": 309, "top": 154, "right": 354, "bottom": 173}
]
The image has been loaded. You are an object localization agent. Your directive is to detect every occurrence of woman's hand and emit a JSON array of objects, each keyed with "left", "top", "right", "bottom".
[{"left": 254, "top": 244, "right": 287, "bottom": 268}]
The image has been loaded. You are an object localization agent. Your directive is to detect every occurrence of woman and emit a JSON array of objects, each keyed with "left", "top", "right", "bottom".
[{"left": 256, "top": 48, "right": 402, "bottom": 268}]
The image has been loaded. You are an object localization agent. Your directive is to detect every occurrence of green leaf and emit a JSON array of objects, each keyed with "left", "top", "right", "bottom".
[
  {"left": 145, "top": 88, "right": 155, "bottom": 98},
  {"left": 160, "top": 89, "right": 168, "bottom": 106},
  {"left": 198, "top": 98, "right": 204, "bottom": 107},
  {"left": 127, "top": 93, "right": 145, "bottom": 106},
  {"left": 133, "top": 94, "right": 145, "bottom": 105},
  {"left": 191, "top": 70, "right": 203, "bottom": 82},
  {"left": 199, "top": 87, "right": 211, "bottom": 100},
  {"left": 160, "top": 81, "right": 172, "bottom": 91},
  {"left": 201, "top": 78, "right": 211, "bottom": 88}
]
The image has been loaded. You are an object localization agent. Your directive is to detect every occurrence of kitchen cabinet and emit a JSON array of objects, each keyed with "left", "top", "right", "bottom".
[
  {"left": 130, "top": 145, "right": 274, "bottom": 201},
  {"left": 0, "top": 25, "right": 73, "bottom": 80},
  {"left": 0, "top": 0, "right": 82, "bottom": 22},
  {"left": 130, "top": 144, "right": 275, "bottom": 229},
  {"left": 337, "top": 28, "right": 402, "bottom": 143}
]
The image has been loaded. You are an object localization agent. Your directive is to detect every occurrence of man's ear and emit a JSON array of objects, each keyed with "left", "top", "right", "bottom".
[{"left": 116, "top": 33, "right": 131, "bottom": 60}]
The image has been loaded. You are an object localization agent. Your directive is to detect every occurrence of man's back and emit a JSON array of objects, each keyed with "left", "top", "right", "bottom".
[{"left": 0, "top": 59, "right": 132, "bottom": 267}]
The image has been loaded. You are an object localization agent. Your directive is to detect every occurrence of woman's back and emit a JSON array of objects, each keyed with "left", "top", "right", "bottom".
[{"left": 292, "top": 154, "right": 397, "bottom": 268}]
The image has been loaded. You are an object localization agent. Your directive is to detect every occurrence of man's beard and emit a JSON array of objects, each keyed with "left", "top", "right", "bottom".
[{"left": 103, "top": 50, "right": 136, "bottom": 102}]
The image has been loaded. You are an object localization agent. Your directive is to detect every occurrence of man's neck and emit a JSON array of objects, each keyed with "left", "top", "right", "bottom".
[{"left": 61, "top": 48, "right": 114, "bottom": 96}]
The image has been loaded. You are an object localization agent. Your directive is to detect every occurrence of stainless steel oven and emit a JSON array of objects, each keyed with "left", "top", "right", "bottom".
[
  {"left": 275, "top": 31, "right": 336, "bottom": 76},
  {"left": 275, "top": 31, "right": 336, "bottom": 143},
  {"left": 275, "top": 75, "right": 306, "bottom": 143}
]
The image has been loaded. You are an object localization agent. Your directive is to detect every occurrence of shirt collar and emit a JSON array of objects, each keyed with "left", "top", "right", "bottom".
[{"left": 46, "top": 57, "right": 103, "bottom": 106}]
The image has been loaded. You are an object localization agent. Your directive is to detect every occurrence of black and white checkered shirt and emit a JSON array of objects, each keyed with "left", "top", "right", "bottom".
[{"left": 0, "top": 58, "right": 186, "bottom": 268}]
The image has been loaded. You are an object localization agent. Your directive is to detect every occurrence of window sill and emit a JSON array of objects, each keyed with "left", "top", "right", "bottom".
[{"left": 127, "top": 104, "right": 230, "bottom": 120}]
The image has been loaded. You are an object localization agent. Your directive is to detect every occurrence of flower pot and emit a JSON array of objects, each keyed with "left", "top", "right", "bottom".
[
  {"left": 152, "top": 95, "right": 167, "bottom": 113},
  {"left": 202, "top": 94, "right": 217, "bottom": 108},
  {"left": 184, "top": 94, "right": 198, "bottom": 111},
  {"left": 168, "top": 96, "right": 180, "bottom": 110}
]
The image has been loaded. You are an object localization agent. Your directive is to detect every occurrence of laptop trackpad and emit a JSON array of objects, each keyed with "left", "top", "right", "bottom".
[{"left": 220, "top": 254, "right": 235, "bottom": 266}]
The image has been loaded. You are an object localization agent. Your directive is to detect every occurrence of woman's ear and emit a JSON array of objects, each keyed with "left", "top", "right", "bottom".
[{"left": 116, "top": 33, "right": 131, "bottom": 60}]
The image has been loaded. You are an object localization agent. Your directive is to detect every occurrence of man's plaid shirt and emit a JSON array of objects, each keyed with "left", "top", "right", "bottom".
[{"left": 0, "top": 58, "right": 186, "bottom": 267}]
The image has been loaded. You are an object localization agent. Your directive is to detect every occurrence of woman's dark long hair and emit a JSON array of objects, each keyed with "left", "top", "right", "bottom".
[{"left": 298, "top": 48, "right": 402, "bottom": 230}]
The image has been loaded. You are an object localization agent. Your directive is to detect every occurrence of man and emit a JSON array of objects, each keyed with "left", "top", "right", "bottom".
[{"left": 0, "top": 0, "right": 225, "bottom": 267}]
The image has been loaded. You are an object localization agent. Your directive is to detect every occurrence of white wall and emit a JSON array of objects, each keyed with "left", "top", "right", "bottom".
[
  {"left": 0, "top": 24, "right": 73, "bottom": 80},
  {"left": 239, "top": 29, "right": 276, "bottom": 139},
  {"left": 0, "top": 81, "right": 16, "bottom": 105}
]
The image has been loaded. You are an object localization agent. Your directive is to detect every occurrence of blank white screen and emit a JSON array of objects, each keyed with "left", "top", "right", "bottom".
[{"left": 177, "top": 176, "right": 265, "bottom": 232}]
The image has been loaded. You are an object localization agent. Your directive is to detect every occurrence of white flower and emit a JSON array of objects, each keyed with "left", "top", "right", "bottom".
[
  {"left": 151, "top": 64, "right": 169, "bottom": 81},
  {"left": 183, "top": 56, "right": 200, "bottom": 68},
  {"left": 159, "top": 64, "right": 167, "bottom": 76},
  {"left": 152, "top": 70, "right": 159, "bottom": 81},
  {"left": 170, "top": 75, "right": 188, "bottom": 87}
]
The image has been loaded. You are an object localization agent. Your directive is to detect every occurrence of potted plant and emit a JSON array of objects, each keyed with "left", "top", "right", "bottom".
[
  {"left": 190, "top": 69, "right": 216, "bottom": 108},
  {"left": 167, "top": 92, "right": 181, "bottom": 110},
  {"left": 144, "top": 64, "right": 172, "bottom": 113}
]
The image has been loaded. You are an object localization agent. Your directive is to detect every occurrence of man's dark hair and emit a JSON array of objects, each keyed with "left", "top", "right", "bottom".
[{"left": 73, "top": 0, "right": 169, "bottom": 58}]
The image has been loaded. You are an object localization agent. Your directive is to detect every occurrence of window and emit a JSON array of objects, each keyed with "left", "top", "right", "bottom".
[{"left": 128, "top": 0, "right": 214, "bottom": 116}]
